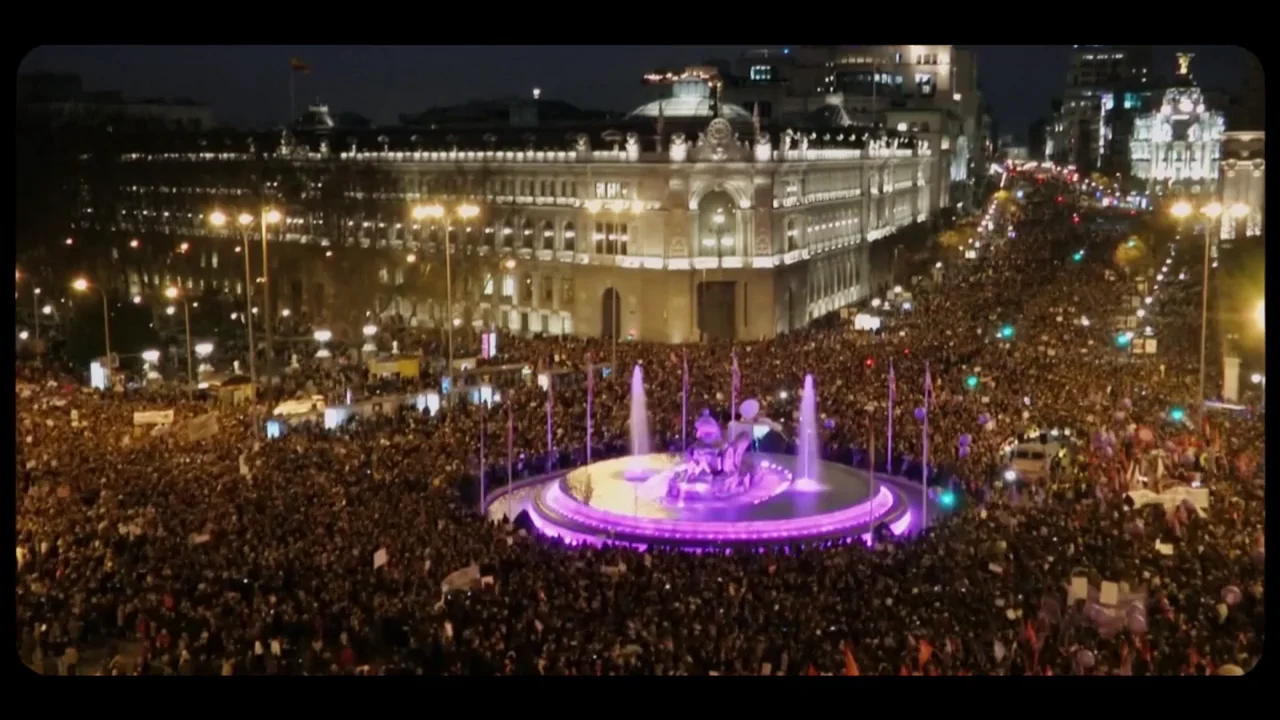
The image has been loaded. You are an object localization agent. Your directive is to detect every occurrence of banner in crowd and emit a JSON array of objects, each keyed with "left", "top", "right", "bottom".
[
  {"left": 1125, "top": 486, "right": 1209, "bottom": 517},
  {"left": 185, "top": 413, "right": 220, "bottom": 441},
  {"left": 133, "top": 410, "right": 175, "bottom": 426},
  {"left": 441, "top": 564, "right": 481, "bottom": 594}
]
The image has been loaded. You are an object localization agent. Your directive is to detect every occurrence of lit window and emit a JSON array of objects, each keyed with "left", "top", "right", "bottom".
[
  {"left": 502, "top": 274, "right": 515, "bottom": 297},
  {"left": 483, "top": 273, "right": 494, "bottom": 296}
]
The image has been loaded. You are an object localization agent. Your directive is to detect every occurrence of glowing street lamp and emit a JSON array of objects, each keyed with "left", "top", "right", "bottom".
[
  {"left": 141, "top": 349, "right": 161, "bottom": 365},
  {"left": 71, "top": 277, "right": 112, "bottom": 367},
  {"left": 361, "top": 323, "right": 378, "bottom": 355},
  {"left": 313, "top": 328, "right": 333, "bottom": 359},
  {"left": 166, "top": 286, "right": 195, "bottom": 391},
  {"left": 411, "top": 201, "right": 482, "bottom": 380},
  {"left": 209, "top": 209, "right": 258, "bottom": 397},
  {"left": 195, "top": 342, "right": 215, "bottom": 358}
]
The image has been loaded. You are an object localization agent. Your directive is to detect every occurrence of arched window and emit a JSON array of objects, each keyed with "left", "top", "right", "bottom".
[
  {"left": 542, "top": 221, "right": 555, "bottom": 251},
  {"left": 562, "top": 222, "right": 576, "bottom": 253},
  {"left": 502, "top": 218, "right": 515, "bottom": 249},
  {"left": 522, "top": 218, "right": 535, "bottom": 250},
  {"left": 697, "top": 190, "right": 736, "bottom": 258}
]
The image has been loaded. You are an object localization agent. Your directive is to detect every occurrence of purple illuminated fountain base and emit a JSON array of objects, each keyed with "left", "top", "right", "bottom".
[{"left": 516, "top": 453, "right": 911, "bottom": 548}]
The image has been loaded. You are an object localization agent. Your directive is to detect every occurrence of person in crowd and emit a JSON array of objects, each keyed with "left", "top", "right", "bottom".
[{"left": 15, "top": 180, "right": 1263, "bottom": 675}]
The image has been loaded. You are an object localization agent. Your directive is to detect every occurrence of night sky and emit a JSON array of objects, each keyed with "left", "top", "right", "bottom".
[{"left": 21, "top": 45, "right": 1253, "bottom": 141}]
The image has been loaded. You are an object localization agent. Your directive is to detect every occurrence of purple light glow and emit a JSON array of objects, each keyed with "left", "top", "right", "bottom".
[{"left": 538, "top": 482, "right": 901, "bottom": 543}]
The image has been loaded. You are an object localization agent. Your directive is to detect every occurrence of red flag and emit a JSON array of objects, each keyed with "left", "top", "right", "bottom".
[
  {"left": 842, "top": 643, "right": 860, "bottom": 676},
  {"left": 804, "top": 664, "right": 819, "bottom": 676},
  {"left": 290, "top": 57, "right": 311, "bottom": 73},
  {"left": 918, "top": 639, "right": 934, "bottom": 670}
]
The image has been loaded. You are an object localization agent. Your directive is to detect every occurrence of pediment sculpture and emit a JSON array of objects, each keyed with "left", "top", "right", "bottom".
[{"left": 693, "top": 117, "right": 746, "bottom": 162}]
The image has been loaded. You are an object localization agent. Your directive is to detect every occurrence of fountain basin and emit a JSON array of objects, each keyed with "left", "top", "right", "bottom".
[{"left": 521, "top": 453, "right": 910, "bottom": 547}]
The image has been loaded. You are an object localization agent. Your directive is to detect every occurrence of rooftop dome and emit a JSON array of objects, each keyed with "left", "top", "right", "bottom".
[{"left": 628, "top": 78, "right": 752, "bottom": 121}]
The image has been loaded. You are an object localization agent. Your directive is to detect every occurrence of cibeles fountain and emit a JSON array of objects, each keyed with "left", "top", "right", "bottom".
[{"left": 488, "top": 368, "right": 914, "bottom": 549}]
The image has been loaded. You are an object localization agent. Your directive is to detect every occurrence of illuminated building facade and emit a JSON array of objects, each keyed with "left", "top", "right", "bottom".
[
  {"left": 1219, "top": 131, "right": 1264, "bottom": 239},
  {"left": 706, "top": 46, "right": 981, "bottom": 210},
  {"left": 93, "top": 100, "right": 936, "bottom": 343},
  {"left": 1047, "top": 45, "right": 1152, "bottom": 176},
  {"left": 1130, "top": 86, "right": 1226, "bottom": 197}
]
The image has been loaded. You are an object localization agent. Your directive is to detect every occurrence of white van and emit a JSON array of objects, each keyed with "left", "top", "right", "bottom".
[{"left": 1009, "top": 441, "right": 1063, "bottom": 481}]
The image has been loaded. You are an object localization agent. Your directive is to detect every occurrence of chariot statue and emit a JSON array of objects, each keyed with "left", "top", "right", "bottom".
[{"left": 667, "top": 409, "right": 758, "bottom": 500}]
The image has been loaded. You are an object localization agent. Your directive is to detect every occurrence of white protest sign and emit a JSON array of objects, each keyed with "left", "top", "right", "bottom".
[
  {"left": 1068, "top": 576, "right": 1089, "bottom": 603},
  {"left": 133, "top": 409, "right": 175, "bottom": 426},
  {"left": 373, "top": 547, "right": 389, "bottom": 570},
  {"left": 1099, "top": 581, "right": 1119, "bottom": 606}
]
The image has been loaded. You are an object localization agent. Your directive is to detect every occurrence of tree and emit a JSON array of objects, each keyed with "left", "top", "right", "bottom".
[{"left": 1113, "top": 236, "right": 1150, "bottom": 269}]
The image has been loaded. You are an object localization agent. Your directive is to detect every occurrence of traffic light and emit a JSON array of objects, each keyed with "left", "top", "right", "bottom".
[
  {"left": 1116, "top": 332, "right": 1133, "bottom": 347},
  {"left": 965, "top": 375, "right": 979, "bottom": 390},
  {"left": 1072, "top": 251, "right": 1085, "bottom": 262},
  {"left": 864, "top": 357, "right": 875, "bottom": 368},
  {"left": 999, "top": 325, "right": 1015, "bottom": 340},
  {"left": 1169, "top": 407, "right": 1185, "bottom": 422},
  {"left": 939, "top": 489, "right": 957, "bottom": 509}
]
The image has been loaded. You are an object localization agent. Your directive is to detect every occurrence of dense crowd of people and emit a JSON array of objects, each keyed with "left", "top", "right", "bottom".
[{"left": 16, "top": 180, "right": 1264, "bottom": 675}]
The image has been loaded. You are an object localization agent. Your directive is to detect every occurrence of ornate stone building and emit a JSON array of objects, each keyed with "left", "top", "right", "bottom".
[
  {"left": 98, "top": 100, "right": 936, "bottom": 343},
  {"left": 1130, "top": 86, "right": 1226, "bottom": 198},
  {"left": 1219, "top": 131, "right": 1264, "bottom": 240}
]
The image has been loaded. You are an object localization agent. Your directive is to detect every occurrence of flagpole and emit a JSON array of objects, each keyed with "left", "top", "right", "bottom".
[
  {"left": 682, "top": 348, "right": 689, "bottom": 451},
  {"left": 479, "top": 405, "right": 486, "bottom": 516},
  {"left": 730, "top": 347, "right": 738, "bottom": 425},
  {"left": 868, "top": 418, "right": 876, "bottom": 548},
  {"left": 922, "top": 362, "right": 931, "bottom": 530},
  {"left": 586, "top": 352, "right": 594, "bottom": 465},
  {"left": 888, "top": 360, "right": 895, "bottom": 475},
  {"left": 546, "top": 366, "right": 554, "bottom": 473}
]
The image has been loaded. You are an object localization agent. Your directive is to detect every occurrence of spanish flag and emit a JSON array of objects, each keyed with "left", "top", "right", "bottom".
[{"left": 290, "top": 57, "right": 311, "bottom": 73}]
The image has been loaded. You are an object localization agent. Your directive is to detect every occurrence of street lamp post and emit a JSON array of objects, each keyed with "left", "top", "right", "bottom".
[
  {"left": 209, "top": 210, "right": 258, "bottom": 399},
  {"left": 413, "top": 202, "right": 480, "bottom": 383},
  {"left": 71, "top": 278, "right": 112, "bottom": 371},
  {"left": 1170, "top": 200, "right": 1222, "bottom": 424},
  {"left": 260, "top": 208, "right": 283, "bottom": 372},
  {"left": 16, "top": 270, "right": 43, "bottom": 349},
  {"left": 166, "top": 287, "right": 195, "bottom": 394}
]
